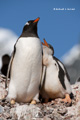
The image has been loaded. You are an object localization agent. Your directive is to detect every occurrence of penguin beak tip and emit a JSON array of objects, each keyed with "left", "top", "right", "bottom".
[{"left": 33, "top": 17, "right": 40, "bottom": 23}]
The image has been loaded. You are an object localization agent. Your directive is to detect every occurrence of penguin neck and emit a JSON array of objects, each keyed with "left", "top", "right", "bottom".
[
  {"left": 20, "top": 31, "right": 39, "bottom": 38},
  {"left": 21, "top": 26, "right": 39, "bottom": 38}
]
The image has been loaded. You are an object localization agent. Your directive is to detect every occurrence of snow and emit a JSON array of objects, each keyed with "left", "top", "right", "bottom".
[
  {"left": 0, "top": 28, "right": 18, "bottom": 69},
  {"left": 61, "top": 44, "right": 80, "bottom": 65}
]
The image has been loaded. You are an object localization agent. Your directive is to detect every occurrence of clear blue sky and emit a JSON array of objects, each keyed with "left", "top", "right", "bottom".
[{"left": 0, "top": 0, "right": 80, "bottom": 59}]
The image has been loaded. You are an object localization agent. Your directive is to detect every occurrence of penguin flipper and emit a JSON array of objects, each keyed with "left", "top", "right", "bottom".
[
  {"left": 5, "top": 48, "right": 15, "bottom": 88},
  {"left": 39, "top": 65, "right": 46, "bottom": 89}
]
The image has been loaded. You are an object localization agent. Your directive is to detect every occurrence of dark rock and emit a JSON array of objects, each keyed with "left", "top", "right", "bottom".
[{"left": 57, "top": 107, "right": 67, "bottom": 115}]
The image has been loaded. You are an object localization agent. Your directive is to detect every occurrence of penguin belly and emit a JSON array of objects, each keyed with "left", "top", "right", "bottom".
[
  {"left": 41, "top": 65, "right": 66, "bottom": 99},
  {"left": 8, "top": 37, "right": 42, "bottom": 102}
]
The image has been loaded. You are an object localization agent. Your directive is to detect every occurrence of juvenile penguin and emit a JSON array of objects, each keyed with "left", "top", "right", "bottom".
[
  {"left": 40, "top": 39, "right": 73, "bottom": 103},
  {"left": 7, "top": 18, "right": 42, "bottom": 104}
]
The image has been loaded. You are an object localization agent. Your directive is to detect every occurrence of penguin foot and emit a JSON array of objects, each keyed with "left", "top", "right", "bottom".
[
  {"left": 61, "top": 94, "right": 72, "bottom": 104},
  {"left": 10, "top": 99, "right": 15, "bottom": 105},
  {"left": 30, "top": 100, "right": 37, "bottom": 105}
]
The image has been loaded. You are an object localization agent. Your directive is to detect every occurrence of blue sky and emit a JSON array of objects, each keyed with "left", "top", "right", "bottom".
[{"left": 0, "top": 0, "right": 80, "bottom": 59}]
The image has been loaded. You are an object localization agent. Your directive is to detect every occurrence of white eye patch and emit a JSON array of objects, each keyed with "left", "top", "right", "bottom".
[{"left": 25, "top": 22, "right": 29, "bottom": 25}]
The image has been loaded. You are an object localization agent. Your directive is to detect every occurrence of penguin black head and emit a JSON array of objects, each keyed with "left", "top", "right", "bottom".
[
  {"left": 21, "top": 17, "right": 40, "bottom": 37},
  {"left": 48, "top": 44, "right": 54, "bottom": 55},
  {"left": 42, "top": 39, "right": 54, "bottom": 55}
]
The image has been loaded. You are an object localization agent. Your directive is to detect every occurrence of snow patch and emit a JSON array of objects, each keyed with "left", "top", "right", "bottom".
[
  {"left": 61, "top": 44, "right": 80, "bottom": 65},
  {"left": 0, "top": 28, "right": 18, "bottom": 69}
]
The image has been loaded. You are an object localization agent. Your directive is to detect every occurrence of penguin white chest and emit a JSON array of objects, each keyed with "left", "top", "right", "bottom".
[
  {"left": 45, "top": 66, "right": 60, "bottom": 93},
  {"left": 8, "top": 37, "right": 42, "bottom": 102}
]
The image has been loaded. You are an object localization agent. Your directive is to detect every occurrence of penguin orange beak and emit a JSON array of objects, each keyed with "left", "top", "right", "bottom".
[
  {"left": 33, "top": 17, "right": 40, "bottom": 23},
  {"left": 42, "top": 39, "right": 49, "bottom": 47}
]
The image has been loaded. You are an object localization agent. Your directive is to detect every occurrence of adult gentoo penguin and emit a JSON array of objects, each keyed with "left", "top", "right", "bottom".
[
  {"left": 6, "top": 17, "right": 42, "bottom": 104},
  {"left": 40, "top": 39, "right": 73, "bottom": 103}
]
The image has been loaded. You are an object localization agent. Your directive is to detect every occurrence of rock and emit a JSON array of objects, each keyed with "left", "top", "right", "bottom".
[
  {"left": 10, "top": 104, "right": 44, "bottom": 120},
  {"left": 0, "top": 74, "right": 80, "bottom": 120},
  {"left": 0, "top": 105, "right": 4, "bottom": 113},
  {"left": 57, "top": 107, "right": 67, "bottom": 115},
  {"left": 0, "top": 86, "right": 8, "bottom": 100}
]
